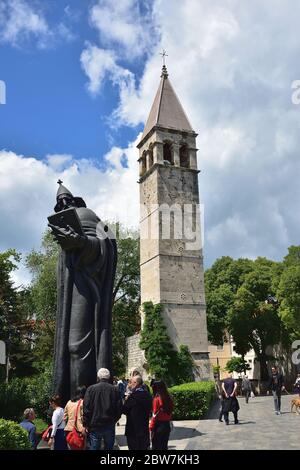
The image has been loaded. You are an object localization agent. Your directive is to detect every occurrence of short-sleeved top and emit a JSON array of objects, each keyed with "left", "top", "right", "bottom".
[{"left": 223, "top": 378, "right": 235, "bottom": 396}]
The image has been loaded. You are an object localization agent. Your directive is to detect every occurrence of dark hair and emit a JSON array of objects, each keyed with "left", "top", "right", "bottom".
[
  {"left": 49, "top": 395, "right": 61, "bottom": 406},
  {"left": 152, "top": 380, "right": 173, "bottom": 415},
  {"left": 71, "top": 386, "right": 87, "bottom": 402}
]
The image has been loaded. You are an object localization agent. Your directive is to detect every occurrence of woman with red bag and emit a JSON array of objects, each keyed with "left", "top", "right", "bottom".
[
  {"left": 48, "top": 395, "right": 68, "bottom": 450},
  {"left": 149, "top": 381, "right": 173, "bottom": 450},
  {"left": 64, "top": 386, "right": 86, "bottom": 450}
]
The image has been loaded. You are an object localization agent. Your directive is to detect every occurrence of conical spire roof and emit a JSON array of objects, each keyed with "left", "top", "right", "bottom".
[{"left": 141, "top": 66, "right": 194, "bottom": 141}]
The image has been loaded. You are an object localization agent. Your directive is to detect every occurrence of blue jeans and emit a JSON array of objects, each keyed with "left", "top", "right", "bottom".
[{"left": 87, "top": 425, "right": 115, "bottom": 450}]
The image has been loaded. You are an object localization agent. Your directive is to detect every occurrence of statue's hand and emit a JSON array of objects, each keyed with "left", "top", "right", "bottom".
[{"left": 48, "top": 223, "right": 86, "bottom": 249}]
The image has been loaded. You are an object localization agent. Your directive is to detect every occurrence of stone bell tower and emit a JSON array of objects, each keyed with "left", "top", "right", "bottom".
[{"left": 137, "top": 65, "right": 210, "bottom": 379}]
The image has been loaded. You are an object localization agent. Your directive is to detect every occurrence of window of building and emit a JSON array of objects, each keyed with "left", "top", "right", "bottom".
[
  {"left": 148, "top": 148, "right": 153, "bottom": 169},
  {"left": 179, "top": 144, "right": 189, "bottom": 168},
  {"left": 163, "top": 142, "right": 173, "bottom": 164},
  {"left": 140, "top": 152, "right": 147, "bottom": 176}
]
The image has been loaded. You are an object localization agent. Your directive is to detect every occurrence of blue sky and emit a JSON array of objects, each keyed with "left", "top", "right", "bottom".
[
  {"left": 1, "top": 0, "right": 300, "bottom": 286},
  {"left": 0, "top": 0, "right": 144, "bottom": 162}
]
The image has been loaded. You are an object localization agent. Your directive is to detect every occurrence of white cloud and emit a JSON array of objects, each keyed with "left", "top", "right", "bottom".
[
  {"left": 0, "top": 0, "right": 74, "bottom": 48},
  {"left": 86, "top": 0, "right": 300, "bottom": 265},
  {"left": 80, "top": 42, "right": 135, "bottom": 97},
  {"left": 89, "top": 0, "right": 158, "bottom": 60},
  {"left": 0, "top": 141, "right": 139, "bottom": 285},
  {"left": 46, "top": 154, "right": 73, "bottom": 171}
]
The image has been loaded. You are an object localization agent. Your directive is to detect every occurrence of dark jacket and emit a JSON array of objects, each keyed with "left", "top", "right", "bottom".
[
  {"left": 123, "top": 387, "right": 152, "bottom": 438},
  {"left": 267, "top": 373, "right": 284, "bottom": 393},
  {"left": 83, "top": 380, "right": 122, "bottom": 431}
]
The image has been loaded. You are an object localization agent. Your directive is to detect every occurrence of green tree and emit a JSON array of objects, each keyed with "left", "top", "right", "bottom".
[
  {"left": 111, "top": 231, "right": 140, "bottom": 376},
  {"left": 205, "top": 257, "right": 253, "bottom": 344},
  {"left": 225, "top": 356, "right": 251, "bottom": 375},
  {"left": 0, "top": 250, "right": 36, "bottom": 378},
  {"left": 228, "top": 261, "right": 282, "bottom": 380},
  {"left": 206, "top": 284, "right": 234, "bottom": 345},
  {"left": 26, "top": 231, "right": 58, "bottom": 367},
  {"left": 277, "top": 246, "right": 300, "bottom": 340}
]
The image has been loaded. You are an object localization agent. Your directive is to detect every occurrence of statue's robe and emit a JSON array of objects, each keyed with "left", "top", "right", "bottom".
[{"left": 52, "top": 207, "right": 117, "bottom": 405}]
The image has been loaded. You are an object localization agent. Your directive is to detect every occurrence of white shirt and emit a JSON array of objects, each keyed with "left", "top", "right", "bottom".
[{"left": 51, "top": 407, "right": 65, "bottom": 437}]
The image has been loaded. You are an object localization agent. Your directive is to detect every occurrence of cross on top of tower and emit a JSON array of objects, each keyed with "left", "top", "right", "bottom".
[
  {"left": 160, "top": 49, "right": 169, "bottom": 78},
  {"left": 160, "top": 49, "right": 168, "bottom": 66},
  {"left": 57, "top": 179, "right": 63, "bottom": 185}
]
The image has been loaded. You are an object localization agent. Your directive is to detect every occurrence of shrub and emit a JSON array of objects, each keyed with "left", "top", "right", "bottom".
[
  {"left": 0, "top": 365, "right": 52, "bottom": 422},
  {"left": 0, "top": 419, "right": 31, "bottom": 450},
  {"left": 0, "top": 378, "right": 29, "bottom": 422},
  {"left": 169, "top": 381, "right": 216, "bottom": 420},
  {"left": 25, "top": 365, "right": 53, "bottom": 421}
]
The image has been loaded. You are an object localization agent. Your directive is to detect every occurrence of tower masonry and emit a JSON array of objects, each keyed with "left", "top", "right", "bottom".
[{"left": 136, "top": 65, "right": 211, "bottom": 379}]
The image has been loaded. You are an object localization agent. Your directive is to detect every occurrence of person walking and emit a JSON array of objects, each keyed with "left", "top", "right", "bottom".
[
  {"left": 293, "top": 373, "right": 300, "bottom": 396},
  {"left": 123, "top": 375, "right": 152, "bottom": 450},
  {"left": 242, "top": 375, "right": 252, "bottom": 404},
  {"left": 83, "top": 368, "right": 122, "bottom": 450},
  {"left": 64, "top": 386, "right": 86, "bottom": 449},
  {"left": 215, "top": 378, "right": 225, "bottom": 422},
  {"left": 150, "top": 380, "right": 173, "bottom": 450},
  {"left": 20, "top": 408, "right": 37, "bottom": 449},
  {"left": 267, "top": 366, "right": 285, "bottom": 415},
  {"left": 222, "top": 373, "right": 240, "bottom": 425},
  {"left": 48, "top": 395, "right": 68, "bottom": 450}
]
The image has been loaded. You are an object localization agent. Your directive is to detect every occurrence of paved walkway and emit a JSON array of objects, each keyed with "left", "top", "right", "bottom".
[
  {"left": 186, "top": 394, "right": 300, "bottom": 450},
  {"left": 115, "top": 415, "right": 200, "bottom": 450}
]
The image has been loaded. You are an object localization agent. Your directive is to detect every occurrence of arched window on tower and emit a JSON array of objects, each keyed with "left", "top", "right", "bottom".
[
  {"left": 163, "top": 142, "right": 173, "bottom": 165},
  {"left": 148, "top": 145, "right": 154, "bottom": 170},
  {"left": 179, "top": 144, "right": 189, "bottom": 168},
  {"left": 140, "top": 151, "right": 147, "bottom": 176}
]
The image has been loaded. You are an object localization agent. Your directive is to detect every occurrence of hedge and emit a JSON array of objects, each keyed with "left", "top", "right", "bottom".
[
  {"left": 0, "top": 419, "right": 31, "bottom": 450},
  {"left": 169, "top": 381, "right": 216, "bottom": 420},
  {"left": 0, "top": 367, "right": 52, "bottom": 422}
]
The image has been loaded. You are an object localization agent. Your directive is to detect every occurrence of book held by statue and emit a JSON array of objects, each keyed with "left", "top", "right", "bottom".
[{"left": 48, "top": 207, "right": 84, "bottom": 236}]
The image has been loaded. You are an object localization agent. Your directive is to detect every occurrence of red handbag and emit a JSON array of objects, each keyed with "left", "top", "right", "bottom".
[
  {"left": 66, "top": 400, "right": 85, "bottom": 450},
  {"left": 41, "top": 425, "right": 53, "bottom": 442}
]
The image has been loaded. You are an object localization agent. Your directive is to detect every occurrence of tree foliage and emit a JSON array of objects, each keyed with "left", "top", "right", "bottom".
[
  {"left": 205, "top": 251, "right": 299, "bottom": 380},
  {"left": 225, "top": 356, "right": 251, "bottom": 375},
  {"left": 0, "top": 250, "right": 36, "bottom": 377},
  {"left": 140, "top": 302, "right": 195, "bottom": 385}
]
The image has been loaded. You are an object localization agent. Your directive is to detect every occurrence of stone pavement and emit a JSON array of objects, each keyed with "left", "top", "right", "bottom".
[
  {"left": 186, "top": 393, "right": 300, "bottom": 450},
  {"left": 115, "top": 415, "right": 200, "bottom": 450}
]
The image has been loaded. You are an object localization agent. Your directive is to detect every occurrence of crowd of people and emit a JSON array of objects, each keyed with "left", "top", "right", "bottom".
[
  {"left": 19, "top": 365, "right": 300, "bottom": 450},
  {"left": 19, "top": 367, "right": 173, "bottom": 451}
]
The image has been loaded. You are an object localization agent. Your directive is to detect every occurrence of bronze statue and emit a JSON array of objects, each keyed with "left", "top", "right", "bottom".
[{"left": 48, "top": 181, "right": 117, "bottom": 405}]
